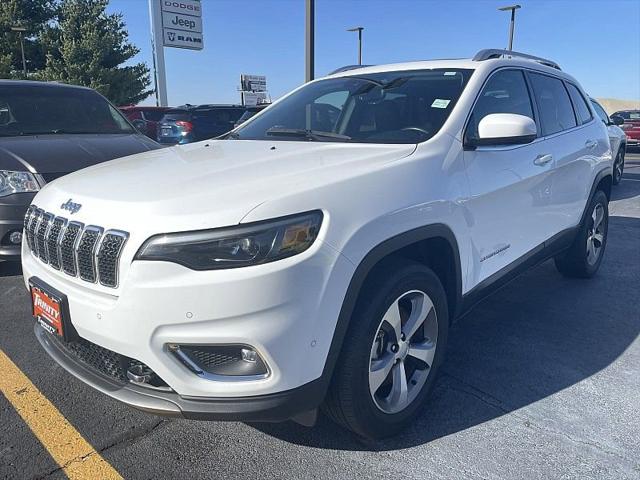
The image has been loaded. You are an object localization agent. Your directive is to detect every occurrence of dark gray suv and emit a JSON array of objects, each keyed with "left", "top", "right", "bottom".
[{"left": 0, "top": 80, "right": 160, "bottom": 261}]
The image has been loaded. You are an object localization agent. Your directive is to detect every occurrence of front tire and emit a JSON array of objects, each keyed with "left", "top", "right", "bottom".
[
  {"left": 323, "top": 260, "right": 449, "bottom": 439},
  {"left": 554, "top": 190, "right": 609, "bottom": 278}
]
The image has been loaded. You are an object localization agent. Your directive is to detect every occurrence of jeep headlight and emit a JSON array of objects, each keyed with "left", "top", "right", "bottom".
[
  {"left": 135, "top": 211, "right": 323, "bottom": 270},
  {"left": 0, "top": 170, "right": 40, "bottom": 197}
]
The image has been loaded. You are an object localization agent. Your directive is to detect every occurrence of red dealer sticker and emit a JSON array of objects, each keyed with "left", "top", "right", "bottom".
[{"left": 31, "top": 286, "right": 64, "bottom": 337}]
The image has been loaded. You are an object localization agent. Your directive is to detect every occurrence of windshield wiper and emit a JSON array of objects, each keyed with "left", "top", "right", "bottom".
[{"left": 265, "top": 127, "right": 351, "bottom": 142}]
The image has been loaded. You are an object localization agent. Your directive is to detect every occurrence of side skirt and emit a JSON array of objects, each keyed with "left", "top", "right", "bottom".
[{"left": 458, "top": 227, "right": 577, "bottom": 318}]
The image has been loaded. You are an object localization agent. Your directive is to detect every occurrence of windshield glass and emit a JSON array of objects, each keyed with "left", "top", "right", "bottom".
[
  {"left": 0, "top": 85, "right": 134, "bottom": 136},
  {"left": 230, "top": 69, "right": 473, "bottom": 144}
]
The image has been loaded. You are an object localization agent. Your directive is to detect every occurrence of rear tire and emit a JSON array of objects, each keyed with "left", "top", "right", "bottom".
[
  {"left": 554, "top": 190, "right": 608, "bottom": 278},
  {"left": 612, "top": 147, "right": 625, "bottom": 185},
  {"left": 323, "top": 259, "right": 449, "bottom": 439}
]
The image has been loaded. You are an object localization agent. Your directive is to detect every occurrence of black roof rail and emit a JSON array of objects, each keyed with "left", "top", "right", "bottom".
[
  {"left": 473, "top": 49, "right": 561, "bottom": 71},
  {"left": 328, "top": 64, "right": 374, "bottom": 75}
]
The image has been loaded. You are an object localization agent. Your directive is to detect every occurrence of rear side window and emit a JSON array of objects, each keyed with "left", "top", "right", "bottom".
[
  {"left": 566, "top": 84, "right": 592, "bottom": 125},
  {"left": 142, "top": 110, "right": 166, "bottom": 122},
  {"left": 591, "top": 100, "right": 610, "bottom": 124},
  {"left": 467, "top": 69, "right": 535, "bottom": 140},
  {"left": 529, "top": 73, "right": 577, "bottom": 135}
]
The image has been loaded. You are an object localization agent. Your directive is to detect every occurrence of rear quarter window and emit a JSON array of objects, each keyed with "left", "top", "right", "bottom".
[
  {"left": 529, "top": 72, "right": 577, "bottom": 136},
  {"left": 566, "top": 84, "right": 592, "bottom": 125}
]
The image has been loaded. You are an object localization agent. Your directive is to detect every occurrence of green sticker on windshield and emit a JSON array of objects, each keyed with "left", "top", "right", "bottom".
[{"left": 431, "top": 99, "right": 451, "bottom": 109}]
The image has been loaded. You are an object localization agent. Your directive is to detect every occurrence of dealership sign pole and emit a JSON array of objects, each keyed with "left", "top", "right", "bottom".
[{"left": 149, "top": 0, "right": 204, "bottom": 106}]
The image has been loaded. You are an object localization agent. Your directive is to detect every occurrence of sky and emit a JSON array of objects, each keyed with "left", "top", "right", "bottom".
[{"left": 107, "top": 0, "right": 640, "bottom": 106}]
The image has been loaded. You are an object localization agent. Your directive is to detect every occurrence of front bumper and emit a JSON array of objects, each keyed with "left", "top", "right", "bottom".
[
  {"left": 22, "top": 235, "right": 355, "bottom": 410},
  {"left": 35, "top": 323, "right": 325, "bottom": 421},
  {"left": 0, "top": 192, "right": 34, "bottom": 260}
]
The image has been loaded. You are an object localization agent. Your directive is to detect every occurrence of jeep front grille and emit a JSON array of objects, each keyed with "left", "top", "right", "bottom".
[{"left": 24, "top": 205, "right": 128, "bottom": 288}]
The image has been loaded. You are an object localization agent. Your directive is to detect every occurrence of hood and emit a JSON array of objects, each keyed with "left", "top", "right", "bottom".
[
  {"left": 33, "top": 139, "right": 416, "bottom": 233},
  {"left": 0, "top": 133, "right": 159, "bottom": 175}
]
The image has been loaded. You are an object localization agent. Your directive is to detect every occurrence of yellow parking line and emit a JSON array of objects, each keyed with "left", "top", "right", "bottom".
[{"left": 0, "top": 349, "right": 122, "bottom": 480}]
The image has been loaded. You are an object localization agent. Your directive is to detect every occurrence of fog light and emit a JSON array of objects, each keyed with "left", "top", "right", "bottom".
[
  {"left": 9, "top": 231, "right": 22, "bottom": 244},
  {"left": 241, "top": 348, "right": 257, "bottom": 363}
]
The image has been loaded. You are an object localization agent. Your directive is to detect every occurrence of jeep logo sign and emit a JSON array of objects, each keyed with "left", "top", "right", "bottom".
[{"left": 161, "top": 11, "right": 202, "bottom": 34}]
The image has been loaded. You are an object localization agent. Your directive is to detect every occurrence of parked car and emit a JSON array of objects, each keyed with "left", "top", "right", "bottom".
[
  {"left": 0, "top": 80, "right": 159, "bottom": 261},
  {"left": 233, "top": 104, "right": 270, "bottom": 128},
  {"left": 119, "top": 105, "right": 172, "bottom": 140},
  {"left": 22, "top": 50, "right": 613, "bottom": 439},
  {"left": 157, "top": 104, "right": 246, "bottom": 145},
  {"left": 611, "top": 109, "right": 640, "bottom": 150},
  {"left": 590, "top": 99, "right": 626, "bottom": 184}
]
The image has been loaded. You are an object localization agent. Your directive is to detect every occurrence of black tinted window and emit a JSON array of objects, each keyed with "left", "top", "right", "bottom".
[
  {"left": 142, "top": 110, "right": 166, "bottom": 122},
  {"left": 529, "top": 73, "right": 577, "bottom": 135},
  {"left": 195, "top": 108, "right": 244, "bottom": 123},
  {"left": 232, "top": 69, "right": 473, "bottom": 144},
  {"left": 0, "top": 85, "right": 133, "bottom": 136},
  {"left": 591, "top": 100, "right": 609, "bottom": 124},
  {"left": 467, "top": 69, "right": 534, "bottom": 139},
  {"left": 566, "top": 84, "right": 592, "bottom": 125}
]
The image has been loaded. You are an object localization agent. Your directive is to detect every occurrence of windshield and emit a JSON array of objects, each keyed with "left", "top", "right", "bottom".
[
  {"left": 0, "top": 85, "right": 135, "bottom": 136},
  {"left": 613, "top": 111, "right": 640, "bottom": 120},
  {"left": 230, "top": 69, "right": 473, "bottom": 144}
]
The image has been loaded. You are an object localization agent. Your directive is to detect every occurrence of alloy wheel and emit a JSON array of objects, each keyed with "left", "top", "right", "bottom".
[
  {"left": 614, "top": 152, "right": 623, "bottom": 183},
  {"left": 586, "top": 203, "right": 606, "bottom": 265},
  {"left": 368, "top": 290, "right": 438, "bottom": 414}
]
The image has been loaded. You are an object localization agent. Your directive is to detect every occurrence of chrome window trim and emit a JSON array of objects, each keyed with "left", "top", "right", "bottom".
[{"left": 78, "top": 225, "right": 103, "bottom": 283}]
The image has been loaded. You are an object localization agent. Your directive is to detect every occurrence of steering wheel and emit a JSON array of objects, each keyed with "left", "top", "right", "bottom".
[{"left": 401, "top": 127, "right": 430, "bottom": 135}]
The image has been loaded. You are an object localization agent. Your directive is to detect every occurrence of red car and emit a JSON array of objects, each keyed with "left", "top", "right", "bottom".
[
  {"left": 611, "top": 110, "right": 640, "bottom": 149},
  {"left": 119, "top": 105, "right": 172, "bottom": 140}
]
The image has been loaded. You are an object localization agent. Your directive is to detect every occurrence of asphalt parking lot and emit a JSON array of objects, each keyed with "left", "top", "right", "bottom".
[{"left": 1, "top": 153, "right": 639, "bottom": 480}]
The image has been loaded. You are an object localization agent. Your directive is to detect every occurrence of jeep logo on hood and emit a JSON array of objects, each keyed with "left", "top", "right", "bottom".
[{"left": 60, "top": 199, "right": 82, "bottom": 214}]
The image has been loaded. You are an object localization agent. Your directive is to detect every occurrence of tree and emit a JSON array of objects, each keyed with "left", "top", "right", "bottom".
[
  {"left": 0, "top": 0, "right": 59, "bottom": 78},
  {"left": 39, "top": 0, "right": 152, "bottom": 105}
]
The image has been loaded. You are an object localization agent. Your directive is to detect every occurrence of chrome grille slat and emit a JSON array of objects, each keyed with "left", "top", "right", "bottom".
[
  {"left": 97, "top": 231, "right": 128, "bottom": 288},
  {"left": 77, "top": 226, "right": 103, "bottom": 283},
  {"left": 37, "top": 213, "right": 54, "bottom": 263},
  {"left": 25, "top": 205, "right": 128, "bottom": 289},
  {"left": 28, "top": 208, "right": 43, "bottom": 254},
  {"left": 47, "top": 217, "right": 66, "bottom": 270}
]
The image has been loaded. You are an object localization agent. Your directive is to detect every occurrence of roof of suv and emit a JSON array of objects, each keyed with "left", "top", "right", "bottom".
[
  {"left": 326, "top": 50, "right": 572, "bottom": 82},
  {"left": 0, "top": 79, "right": 93, "bottom": 91}
]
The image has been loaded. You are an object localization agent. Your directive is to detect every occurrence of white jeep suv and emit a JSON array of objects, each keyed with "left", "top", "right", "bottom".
[{"left": 22, "top": 50, "right": 612, "bottom": 439}]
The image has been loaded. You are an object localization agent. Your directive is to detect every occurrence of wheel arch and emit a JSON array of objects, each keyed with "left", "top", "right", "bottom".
[{"left": 320, "top": 224, "right": 463, "bottom": 387}]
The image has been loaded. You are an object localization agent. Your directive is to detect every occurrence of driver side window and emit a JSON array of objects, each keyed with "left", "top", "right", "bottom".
[{"left": 467, "top": 69, "right": 535, "bottom": 141}]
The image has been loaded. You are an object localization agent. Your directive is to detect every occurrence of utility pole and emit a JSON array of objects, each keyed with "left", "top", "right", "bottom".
[
  {"left": 305, "top": 0, "right": 315, "bottom": 82},
  {"left": 498, "top": 5, "right": 521, "bottom": 51},
  {"left": 148, "top": 0, "right": 168, "bottom": 106},
  {"left": 10, "top": 26, "right": 27, "bottom": 78},
  {"left": 347, "top": 27, "right": 364, "bottom": 65}
]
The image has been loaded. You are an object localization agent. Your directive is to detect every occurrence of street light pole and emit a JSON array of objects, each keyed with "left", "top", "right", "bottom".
[
  {"left": 305, "top": 0, "right": 315, "bottom": 82},
  {"left": 347, "top": 26, "right": 364, "bottom": 65},
  {"left": 498, "top": 5, "right": 521, "bottom": 51},
  {"left": 10, "top": 26, "right": 28, "bottom": 77}
]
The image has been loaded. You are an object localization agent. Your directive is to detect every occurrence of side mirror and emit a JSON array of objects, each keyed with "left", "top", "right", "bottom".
[
  {"left": 610, "top": 115, "right": 625, "bottom": 126},
  {"left": 468, "top": 113, "right": 537, "bottom": 147}
]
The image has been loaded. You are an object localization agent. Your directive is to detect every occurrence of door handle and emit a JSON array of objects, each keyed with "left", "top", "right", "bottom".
[
  {"left": 585, "top": 140, "right": 598, "bottom": 150},
  {"left": 533, "top": 154, "right": 553, "bottom": 166}
]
